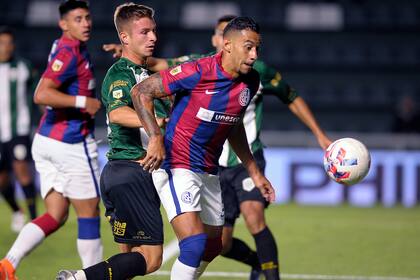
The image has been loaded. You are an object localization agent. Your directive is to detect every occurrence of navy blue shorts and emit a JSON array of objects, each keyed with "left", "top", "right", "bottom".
[
  {"left": 100, "top": 160, "right": 163, "bottom": 245},
  {"left": 219, "top": 149, "right": 268, "bottom": 227}
]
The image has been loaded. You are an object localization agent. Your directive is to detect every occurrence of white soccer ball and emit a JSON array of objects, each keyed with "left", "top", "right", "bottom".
[{"left": 323, "top": 138, "right": 371, "bottom": 186}]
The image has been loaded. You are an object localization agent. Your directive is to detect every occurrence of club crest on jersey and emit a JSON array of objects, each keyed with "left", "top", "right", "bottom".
[
  {"left": 112, "top": 89, "right": 123, "bottom": 99},
  {"left": 170, "top": 65, "right": 182, "bottom": 76},
  {"left": 51, "top": 59, "right": 64, "bottom": 72},
  {"left": 239, "top": 88, "right": 251, "bottom": 106},
  {"left": 181, "top": 191, "right": 193, "bottom": 204}
]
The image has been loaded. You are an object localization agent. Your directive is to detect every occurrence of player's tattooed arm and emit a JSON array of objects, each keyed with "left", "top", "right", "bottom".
[
  {"left": 130, "top": 72, "right": 168, "bottom": 172},
  {"left": 131, "top": 72, "right": 168, "bottom": 137}
]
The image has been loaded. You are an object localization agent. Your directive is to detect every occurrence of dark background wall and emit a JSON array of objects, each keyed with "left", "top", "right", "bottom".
[{"left": 1, "top": 0, "right": 419, "bottom": 134}]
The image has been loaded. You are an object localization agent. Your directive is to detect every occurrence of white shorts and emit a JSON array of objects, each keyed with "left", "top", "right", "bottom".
[
  {"left": 152, "top": 168, "right": 224, "bottom": 226},
  {"left": 31, "top": 133, "right": 100, "bottom": 200}
]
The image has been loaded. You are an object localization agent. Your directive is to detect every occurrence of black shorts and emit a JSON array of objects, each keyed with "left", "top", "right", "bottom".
[
  {"left": 219, "top": 149, "right": 268, "bottom": 227},
  {"left": 100, "top": 160, "right": 163, "bottom": 245},
  {"left": 0, "top": 136, "right": 32, "bottom": 171}
]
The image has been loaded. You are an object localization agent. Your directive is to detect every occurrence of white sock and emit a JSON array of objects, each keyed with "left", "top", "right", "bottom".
[
  {"left": 171, "top": 258, "right": 198, "bottom": 280},
  {"left": 195, "top": 261, "right": 210, "bottom": 278},
  {"left": 77, "top": 238, "right": 103, "bottom": 268},
  {"left": 74, "top": 270, "right": 87, "bottom": 280},
  {"left": 6, "top": 222, "right": 46, "bottom": 268}
]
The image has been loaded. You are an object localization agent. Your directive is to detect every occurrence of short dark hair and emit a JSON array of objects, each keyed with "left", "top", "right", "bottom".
[
  {"left": 223, "top": 16, "right": 260, "bottom": 37},
  {"left": 59, "top": 0, "right": 89, "bottom": 18},
  {"left": 114, "top": 3, "right": 155, "bottom": 33},
  {"left": 0, "top": 26, "right": 14, "bottom": 38},
  {"left": 217, "top": 15, "right": 236, "bottom": 25}
]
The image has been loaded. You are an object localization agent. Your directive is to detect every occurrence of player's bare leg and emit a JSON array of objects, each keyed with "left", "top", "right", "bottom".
[
  {"left": 71, "top": 198, "right": 103, "bottom": 268},
  {"left": 241, "top": 200, "right": 280, "bottom": 280},
  {"left": 1, "top": 190, "right": 67, "bottom": 279},
  {"left": 13, "top": 160, "right": 37, "bottom": 219}
]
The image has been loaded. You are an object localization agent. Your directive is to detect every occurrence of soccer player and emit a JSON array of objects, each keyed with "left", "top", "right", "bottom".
[
  {"left": 56, "top": 3, "right": 172, "bottom": 280},
  {"left": 0, "top": 1, "right": 102, "bottom": 279},
  {"left": 0, "top": 26, "right": 38, "bottom": 232},
  {"left": 131, "top": 16, "right": 275, "bottom": 280},
  {"left": 105, "top": 15, "right": 332, "bottom": 280},
  {"left": 212, "top": 16, "right": 332, "bottom": 280}
]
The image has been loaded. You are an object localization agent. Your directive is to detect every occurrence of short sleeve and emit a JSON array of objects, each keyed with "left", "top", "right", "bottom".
[
  {"left": 103, "top": 75, "right": 134, "bottom": 113},
  {"left": 254, "top": 60, "right": 298, "bottom": 104},
  {"left": 42, "top": 47, "right": 77, "bottom": 87},
  {"left": 159, "top": 61, "right": 202, "bottom": 96}
]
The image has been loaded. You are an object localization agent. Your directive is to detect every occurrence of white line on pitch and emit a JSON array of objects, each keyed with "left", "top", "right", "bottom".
[
  {"left": 152, "top": 270, "right": 420, "bottom": 280},
  {"left": 161, "top": 238, "right": 179, "bottom": 265}
]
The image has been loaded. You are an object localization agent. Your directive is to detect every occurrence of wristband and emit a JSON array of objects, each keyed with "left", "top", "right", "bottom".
[{"left": 75, "top": 96, "right": 87, "bottom": 108}]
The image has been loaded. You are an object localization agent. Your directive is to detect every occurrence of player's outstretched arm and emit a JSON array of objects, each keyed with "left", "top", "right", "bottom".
[
  {"left": 131, "top": 73, "right": 169, "bottom": 172},
  {"left": 102, "top": 43, "right": 122, "bottom": 58},
  {"left": 288, "top": 96, "right": 332, "bottom": 149},
  {"left": 228, "top": 122, "right": 276, "bottom": 202},
  {"left": 34, "top": 78, "right": 100, "bottom": 115}
]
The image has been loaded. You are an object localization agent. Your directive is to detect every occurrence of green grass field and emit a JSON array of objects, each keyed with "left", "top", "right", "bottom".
[{"left": 1, "top": 200, "right": 420, "bottom": 279}]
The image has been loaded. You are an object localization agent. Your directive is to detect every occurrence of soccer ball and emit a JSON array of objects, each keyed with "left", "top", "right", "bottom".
[{"left": 323, "top": 138, "right": 371, "bottom": 186}]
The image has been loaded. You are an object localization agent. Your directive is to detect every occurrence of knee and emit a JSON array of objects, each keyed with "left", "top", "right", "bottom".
[
  {"left": 179, "top": 233, "right": 207, "bottom": 268},
  {"left": 242, "top": 207, "right": 266, "bottom": 234},
  {"left": 203, "top": 236, "right": 223, "bottom": 262}
]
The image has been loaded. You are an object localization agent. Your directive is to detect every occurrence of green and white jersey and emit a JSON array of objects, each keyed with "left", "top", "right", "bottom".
[
  {"left": 102, "top": 57, "right": 171, "bottom": 161},
  {"left": 0, "top": 58, "right": 35, "bottom": 142},
  {"left": 218, "top": 60, "right": 298, "bottom": 167},
  {"left": 166, "top": 53, "right": 298, "bottom": 167}
]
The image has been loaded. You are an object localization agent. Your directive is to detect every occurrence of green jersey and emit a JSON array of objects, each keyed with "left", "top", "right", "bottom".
[
  {"left": 166, "top": 53, "right": 298, "bottom": 167},
  {"left": 0, "top": 57, "right": 36, "bottom": 142},
  {"left": 102, "top": 57, "right": 170, "bottom": 161}
]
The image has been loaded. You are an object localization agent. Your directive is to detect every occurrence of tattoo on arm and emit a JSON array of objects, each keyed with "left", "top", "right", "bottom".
[{"left": 131, "top": 73, "right": 168, "bottom": 137}]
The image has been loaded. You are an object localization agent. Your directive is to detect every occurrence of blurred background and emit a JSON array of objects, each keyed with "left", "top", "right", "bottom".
[{"left": 1, "top": 0, "right": 420, "bottom": 207}]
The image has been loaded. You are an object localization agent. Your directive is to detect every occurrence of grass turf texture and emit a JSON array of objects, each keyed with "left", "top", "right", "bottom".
[{"left": 1, "top": 200, "right": 419, "bottom": 279}]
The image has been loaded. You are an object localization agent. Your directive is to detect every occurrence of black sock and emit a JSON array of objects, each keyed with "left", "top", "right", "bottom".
[
  {"left": 84, "top": 252, "right": 147, "bottom": 280},
  {"left": 222, "top": 237, "right": 260, "bottom": 270},
  {"left": 0, "top": 183, "right": 20, "bottom": 212},
  {"left": 21, "top": 182, "right": 37, "bottom": 219},
  {"left": 253, "top": 227, "right": 280, "bottom": 280}
]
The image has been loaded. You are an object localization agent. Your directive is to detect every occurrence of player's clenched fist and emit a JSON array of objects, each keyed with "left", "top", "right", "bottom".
[
  {"left": 85, "top": 97, "right": 101, "bottom": 115},
  {"left": 140, "top": 135, "right": 166, "bottom": 173}
]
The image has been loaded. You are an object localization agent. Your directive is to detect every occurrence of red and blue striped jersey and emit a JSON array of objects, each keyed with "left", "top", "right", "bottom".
[
  {"left": 37, "top": 36, "right": 96, "bottom": 143},
  {"left": 160, "top": 52, "right": 260, "bottom": 174}
]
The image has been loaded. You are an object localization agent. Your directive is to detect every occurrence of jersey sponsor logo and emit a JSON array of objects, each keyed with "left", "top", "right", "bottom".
[
  {"left": 196, "top": 107, "right": 241, "bottom": 125},
  {"left": 239, "top": 88, "right": 251, "bottom": 107},
  {"left": 205, "top": 89, "right": 219, "bottom": 95},
  {"left": 109, "top": 80, "right": 129, "bottom": 92},
  {"left": 113, "top": 220, "right": 127, "bottom": 236},
  {"left": 112, "top": 89, "right": 123, "bottom": 99},
  {"left": 181, "top": 191, "right": 193, "bottom": 204},
  {"left": 169, "top": 65, "right": 182, "bottom": 76},
  {"left": 51, "top": 59, "right": 64, "bottom": 72}
]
